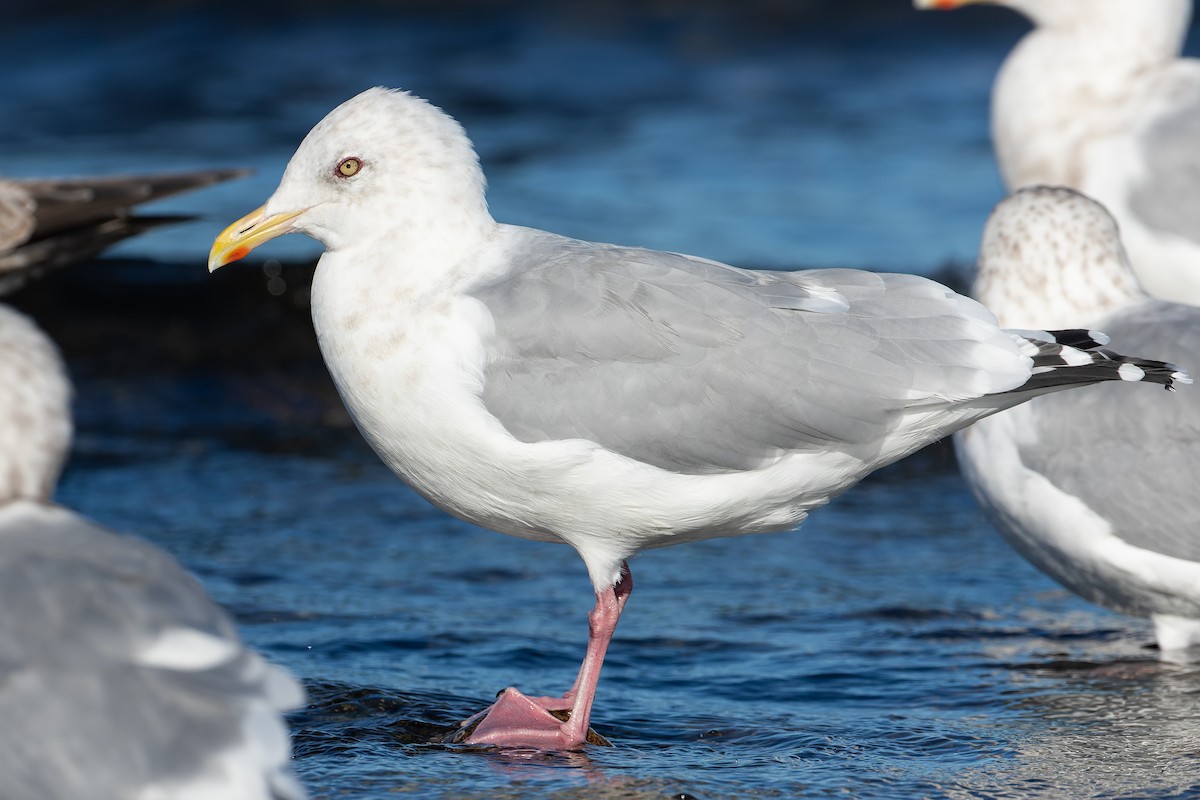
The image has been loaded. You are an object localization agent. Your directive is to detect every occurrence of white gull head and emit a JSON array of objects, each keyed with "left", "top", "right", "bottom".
[{"left": 210, "top": 87, "right": 492, "bottom": 267}]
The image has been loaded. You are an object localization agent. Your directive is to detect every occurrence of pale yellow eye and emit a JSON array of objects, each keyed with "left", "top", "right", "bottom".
[{"left": 336, "top": 157, "right": 362, "bottom": 178}]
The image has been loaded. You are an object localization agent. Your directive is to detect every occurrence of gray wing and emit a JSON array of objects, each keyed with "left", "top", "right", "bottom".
[
  {"left": 0, "top": 169, "right": 248, "bottom": 294},
  {"left": 473, "top": 230, "right": 1017, "bottom": 475},
  {"left": 0, "top": 503, "right": 305, "bottom": 800},
  {"left": 1127, "top": 70, "right": 1200, "bottom": 243},
  {"left": 1017, "top": 299, "right": 1200, "bottom": 562}
]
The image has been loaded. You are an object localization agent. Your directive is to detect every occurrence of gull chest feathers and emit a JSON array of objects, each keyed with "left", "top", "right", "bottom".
[{"left": 308, "top": 238, "right": 590, "bottom": 545}]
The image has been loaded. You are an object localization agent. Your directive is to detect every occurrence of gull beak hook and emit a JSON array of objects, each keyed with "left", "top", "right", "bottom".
[{"left": 208, "top": 206, "right": 306, "bottom": 272}]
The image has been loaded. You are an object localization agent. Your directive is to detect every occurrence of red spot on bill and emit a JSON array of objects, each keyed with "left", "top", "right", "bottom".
[{"left": 227, "top": 245, "right": 251, "bottom": 263}]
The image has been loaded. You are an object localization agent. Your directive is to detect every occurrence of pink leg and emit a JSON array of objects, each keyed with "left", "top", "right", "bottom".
[{"left": 463, "top": 562, "right": 633, "bottom": 749}]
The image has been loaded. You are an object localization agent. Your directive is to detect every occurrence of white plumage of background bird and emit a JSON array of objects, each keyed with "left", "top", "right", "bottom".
[
  {"left": 956, "top": 186, "right": 1200, "bottom": 658},
  {"left": 915, "top": 0, "right": 1200, "bottom": 306}
]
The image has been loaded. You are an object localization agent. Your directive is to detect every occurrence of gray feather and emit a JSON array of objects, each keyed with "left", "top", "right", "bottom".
[
  {"left": 0, "top": 504, "right": 304, "bottom": 800},
  {"left": 472, "top": 230, "right": 1018, "bottom": 474},
  {"left": 1017, "top": 299, "right": 1200, "bottom": 562}
]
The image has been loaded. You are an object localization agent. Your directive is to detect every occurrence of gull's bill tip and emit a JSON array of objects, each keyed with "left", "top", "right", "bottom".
[
  {"left": 913, "top": 0, "right": 974, "bottom": 9},
  {"left": 208, "top": 206, "right": 305, "bottom": 272}
]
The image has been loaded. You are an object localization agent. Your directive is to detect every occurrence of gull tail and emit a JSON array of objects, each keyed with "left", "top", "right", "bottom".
[{"left": 1006, "top": 328, "right": 1191, "bottom": 395}]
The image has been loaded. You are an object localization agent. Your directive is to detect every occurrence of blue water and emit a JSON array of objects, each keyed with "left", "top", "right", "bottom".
[
  {"left": 6, "top": 3, "right": 1200, "bottom": 798},
  {"left": 0, "top": 2, "right": 1019, "bottom": 273}
]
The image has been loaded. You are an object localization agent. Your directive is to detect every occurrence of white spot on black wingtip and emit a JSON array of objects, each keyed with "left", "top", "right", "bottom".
[
  {"left": 1117, "top": 363, "right": 1146, "bottom": 382},
  {"left": 1088, "top": 330, "right": 1111, "bottom": 346},
  {"left": 1060, "top": 348, "right": 1092, "bottom": 367}
]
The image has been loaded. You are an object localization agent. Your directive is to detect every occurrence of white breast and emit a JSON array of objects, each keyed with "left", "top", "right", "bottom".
[{"left": 309, "top": 251, "right": 567, "bottom": 541}]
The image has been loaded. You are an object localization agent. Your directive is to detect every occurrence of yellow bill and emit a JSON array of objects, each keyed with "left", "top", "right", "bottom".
[{"left": 208, "top": 206, "right": 306, "bottom": 272}]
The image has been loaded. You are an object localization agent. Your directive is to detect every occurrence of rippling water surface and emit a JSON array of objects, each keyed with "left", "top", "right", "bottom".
[{"left": 5, "top": 3, "right": 1200, "bottom": 798}]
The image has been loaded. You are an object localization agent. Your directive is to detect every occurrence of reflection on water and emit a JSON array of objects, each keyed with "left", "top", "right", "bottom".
[
  {"left": 964, "top": 662, "right": 1200, "bottom": 796},
  {"left": 947, "top": 660, "right": 1200, "bottom": 798}
]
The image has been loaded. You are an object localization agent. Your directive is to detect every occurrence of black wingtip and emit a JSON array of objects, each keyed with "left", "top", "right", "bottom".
[{"left": 1011, "top": 329, "right": 1191, "bottom": 395}]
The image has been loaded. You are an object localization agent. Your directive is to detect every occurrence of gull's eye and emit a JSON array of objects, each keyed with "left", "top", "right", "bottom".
[{"left": 336, "top": 157, "right": 363, "bottom": 178}]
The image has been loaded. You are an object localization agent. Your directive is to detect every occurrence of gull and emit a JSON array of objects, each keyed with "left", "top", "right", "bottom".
[
  {"left": 208, "top": 87, "right": 1186, "bottom": 749},
  {"left": 956, "top": 186, "right": 1200, "bottom": 658},
  {"left": 0, "top": 168, "right": 246, "bottom": 291},
  {"left": 914, "top": 0, "right": 1200, "bottom": 306},
  {"left": 0, "top": 307, "right": 306, "bottom": 796}
]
